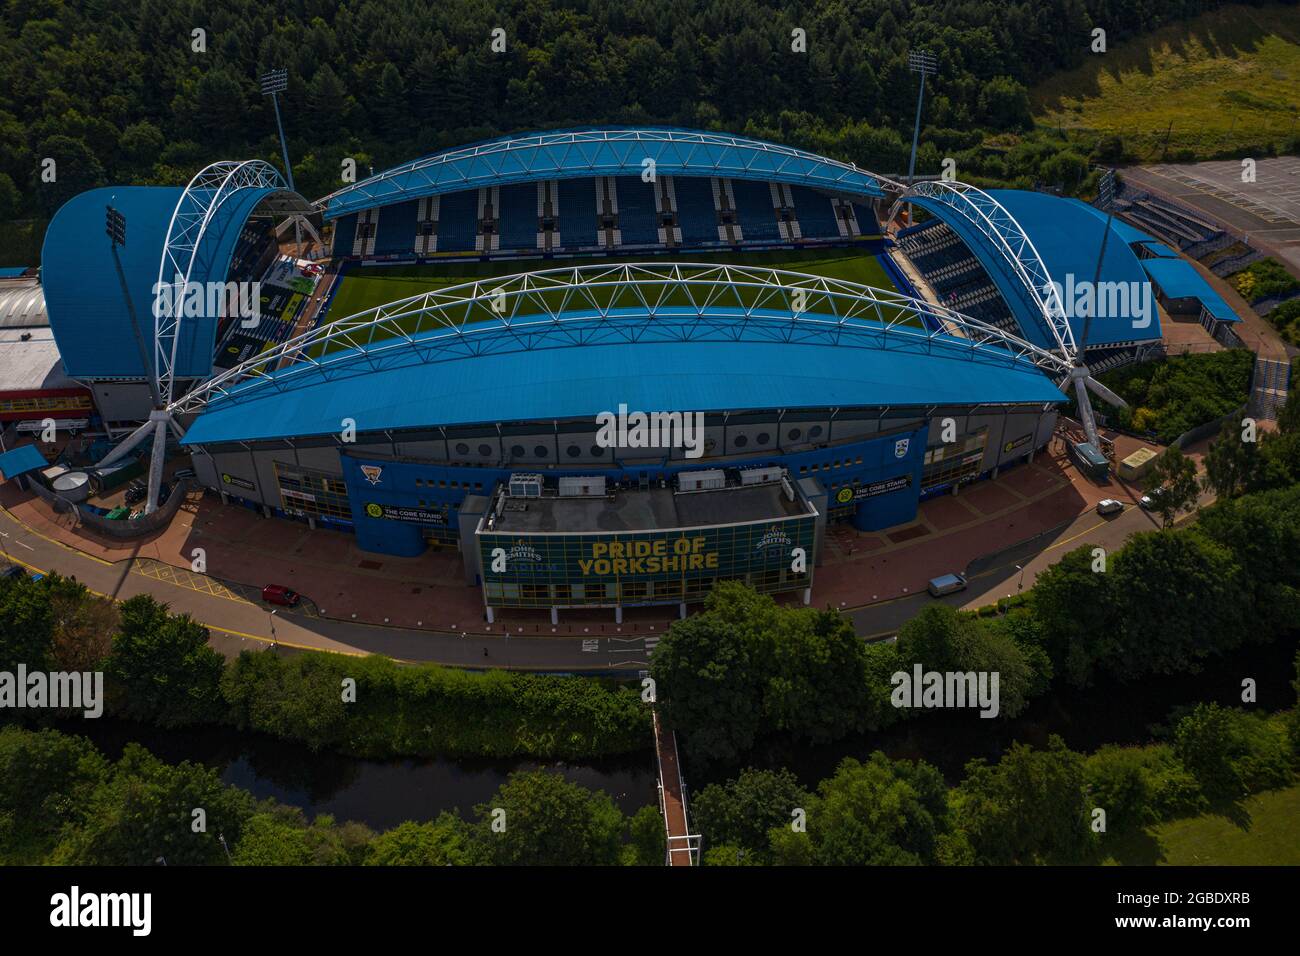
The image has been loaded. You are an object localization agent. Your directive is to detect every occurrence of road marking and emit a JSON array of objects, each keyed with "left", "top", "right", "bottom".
[{"left": 581, "top": 639, "right": 600, "bottom": 652}]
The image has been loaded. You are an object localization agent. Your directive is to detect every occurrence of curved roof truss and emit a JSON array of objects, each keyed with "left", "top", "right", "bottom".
[
  {"left": 893, "top": 181, "right": 1077, "bottom": 361},
  {"left": 171, "top": 262, "right": 1070, "bottom": 416},
  {"left": 155, "top": 160, "right": 290, "bottom": 404},
  {"left": 320, "top": 128, "right": 902, "bottom": 219}
]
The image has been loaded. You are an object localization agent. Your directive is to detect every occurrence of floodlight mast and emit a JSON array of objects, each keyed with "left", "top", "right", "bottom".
[
  {"left": 261, "top": 67, "right": 304, "bottom": 256},
  {"left": 905, "top": 50, "right": 938, "bottom": 188}
]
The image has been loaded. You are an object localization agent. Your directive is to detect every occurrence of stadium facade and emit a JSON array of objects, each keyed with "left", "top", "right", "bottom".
[{"left": 25, "top": 126, "right": 1239, "bottom": 619}]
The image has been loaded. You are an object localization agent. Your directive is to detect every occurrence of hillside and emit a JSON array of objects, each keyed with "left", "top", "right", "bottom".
[{"left": 1033, "top": 4, "right": 1300, "bottom": 160}]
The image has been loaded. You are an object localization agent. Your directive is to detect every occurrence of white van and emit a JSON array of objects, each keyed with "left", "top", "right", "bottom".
[{"left": 927, "top": 572, "right": 968, "bottom": 597}]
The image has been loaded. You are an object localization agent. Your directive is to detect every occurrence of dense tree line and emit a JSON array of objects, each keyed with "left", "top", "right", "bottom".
[
  {"left": 0, "top": 726, "right": 664, "bottom": 865},
  {"left": 0, "top": 0, "right": 1268, "bottom": 219},
  {"left": 1093, "top": 348, "right": 1255, "bottom": 444},
  {"left": 692, "top": 691, "right": 1298, "bottom": 865},
  {"left": 0, "top": 583, "right": 651, "bottom": 760}
]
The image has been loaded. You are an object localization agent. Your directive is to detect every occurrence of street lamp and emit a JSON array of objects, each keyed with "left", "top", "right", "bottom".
[
  {"left": 1015, "top": 564, "right": 1026, "bottom": 593},
  {"left": 269, "top": 608, "right": 278, "bottom": 649},
  {"left": 905, "top": 50, "right": 939, "bottom": 187}
]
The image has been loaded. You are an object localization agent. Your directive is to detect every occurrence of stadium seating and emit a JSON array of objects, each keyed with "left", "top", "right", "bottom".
[
  {"left": 373, "top": 199, "right": 418, "bottom": 257},
  {"left": 437, "top": 189, "right": 480, "bottom": 253},
  {"left": 853, "top": 203, "right": 880, "bottom": 236},
  {"left": 557, "top": 178, "right": 597, "bottom": 249},
  {"left": 496, "top": 183, "right": 537, "bottom": 250},
  {"left": 789, "top": 185, "right": 840, "bottom": 239},
  {"left": 729, "top": 178, "right": 781, "bottom": 242},
  {"left": 896, "top": 220, "right": 1021, "bottom": 335},
  {"left": 331, "top": 214, "right": 357, "bottom": 257},
  {"left": 672, "top": 176, "right": 719, "bottom": 245},
  {"left": 613, "top": 177, "right": 659, "bottom": 246}
]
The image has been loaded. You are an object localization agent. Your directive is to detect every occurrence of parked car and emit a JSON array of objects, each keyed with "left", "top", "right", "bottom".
[
  {"left": 1096, "top": 499, "right": 1124, "bottom": 516},
  {"left": 300, "top": 262, "right": 324, "bottom": 277},
  {"left": 927, "top": 572, "right": 968, "bottom": 597},
  {"left": 261, "top": 584, "right": 300, "bottom": 607},
  {"left": 1139, "top": 489, "right": 1164, "bottom": 511}
]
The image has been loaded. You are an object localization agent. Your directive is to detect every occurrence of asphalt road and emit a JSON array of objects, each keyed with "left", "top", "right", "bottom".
[{"left": 1, "top": 490, "right": 1198, "bottom": 671}]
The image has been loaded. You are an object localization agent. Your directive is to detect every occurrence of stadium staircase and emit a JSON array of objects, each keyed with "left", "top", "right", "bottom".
[{"left": 1250, "top": 356, "right": 1292, "bottom": 421}]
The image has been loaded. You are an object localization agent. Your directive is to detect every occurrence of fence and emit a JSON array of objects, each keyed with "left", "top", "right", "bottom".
[{"left": 1171, "top": 404, "right": 1247, "bottom": 450}]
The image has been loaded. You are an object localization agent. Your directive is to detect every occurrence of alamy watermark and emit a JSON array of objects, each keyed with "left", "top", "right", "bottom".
[
  {"left": 1044, "top": 273, "right": 1152, "bottom": 329},
  {"left": 0, "top": 666, "right": 103, "bottom": 718},
  {"left": 891, "top": 665, "right": 1000, "bottom": 718},
  {"left": 595, "top": 404, "right": 706, "bottom": 459},
  {"left": 152, "top": 276, "right": 261, "bottom": 328}
]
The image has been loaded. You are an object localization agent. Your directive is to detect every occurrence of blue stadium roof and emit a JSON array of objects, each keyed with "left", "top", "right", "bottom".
[
  {"left": 911, "top": 190, "right": 1163, "bottom": 351},
  {"left": 42, "top": 183, "right": 301, "bottom": 380},
  {"left": 1141, "top": 258, "right": 1238, "bottom": 323},
  {"left": 181, "top": 312, "right": 1064, "bottom": 446},
  {"left": 321, "top": 127, "right": 889, "bottom": 220}
]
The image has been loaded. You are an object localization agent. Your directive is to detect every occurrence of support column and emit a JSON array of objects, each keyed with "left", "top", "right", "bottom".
[
  {"left": 615, "top": 605, "right": 623, "bottom": 625},
  {"left": 550, "top": 607, "right": 558, "bottom": 626},
  {"left": 220, "top": 491, "right": 229, "bottom": 506},
  {"left": 262, "top": 505, "right": 271, "bottom": 518},
  {"left": 802, "top": 587, "right": 811, "bottom": 606},
  {"left": 679, "top": 602, "right": 687, "bottom": 620},
  {"left": 486, "top": 606, "right": 495, "bottom": 624},
  {"left": 308, "top": 516, "right": 317, "bottom": 531}
]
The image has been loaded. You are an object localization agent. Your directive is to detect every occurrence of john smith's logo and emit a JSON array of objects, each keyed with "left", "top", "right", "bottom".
[
  {"left": 359, "top": 465, "right": 383, "bottom": 485},
  {"left": 755, "top": 525, "right": 793, "bottom": 551},
  {"left": 894, "top": 438, "right": 910, "bottom": 459}
]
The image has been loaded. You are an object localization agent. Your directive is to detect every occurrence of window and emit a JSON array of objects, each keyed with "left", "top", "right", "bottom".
[
  {"left": 567, "top": 445, "right": 581, "bottom": 459},
  {"left": 478, "top": 443, "right": 493, "bottom": 457},
  {"left": 534, "top": 445, "right": 549, "bottom": 458},
  {"left": 809, "top": 425, "right": 824, "bottom": 439},
  {"left": 757, "top": 432, "right": 770, "bottom": 445},
  {"left": 590, "top": 445, "right": 606, "bottom": 457},
  {"left": 733, "top": 434, "right": 748, "bottom": 448},
  {"left": 788, "top": 427, "right": 802, "bottom": 441},
  {"left": 455, "top": 442, "right": 470, "bottom": 455},
  {"left": 511, "top": 444, "right": 525, "bottom": 457}
]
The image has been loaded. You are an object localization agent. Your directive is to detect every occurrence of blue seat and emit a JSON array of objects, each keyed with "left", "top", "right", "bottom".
[
  {"left": 672, "top": 177, "right": 718, "bottom": 244},
  {"left": 789, "top": 185, "right": 838, "bottom": 238},
  {"left": 557, "top": 178, "right": 597, "bottom": 248},
  {"left": 613, "top": 177, "right": 658, "bottom": 245},
  {"left": 437, "top": 190, "right": 479, "bottom": 252},
  {"left": 730, "top": 179, "right": 780, "bottom": 242},
  {"left": 496, "top": 183, "right": 537, "bottom": 250}
]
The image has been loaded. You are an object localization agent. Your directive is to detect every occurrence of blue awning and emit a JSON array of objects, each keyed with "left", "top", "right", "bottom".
[{"left": 0, "top": 444, "right": 49, "bottom": 481}]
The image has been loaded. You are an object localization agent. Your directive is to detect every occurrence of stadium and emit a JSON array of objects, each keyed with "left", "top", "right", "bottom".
[{"left": 4, "top": 126, "right": 1243, "bottom": 621}]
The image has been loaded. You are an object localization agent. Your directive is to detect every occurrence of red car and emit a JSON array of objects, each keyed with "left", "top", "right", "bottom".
[
  {"left": 300, "top": 262, "right": 324, "bottom": 277},
  {"left": 261, "top": 584, "right": 300, "bottom": 607}
]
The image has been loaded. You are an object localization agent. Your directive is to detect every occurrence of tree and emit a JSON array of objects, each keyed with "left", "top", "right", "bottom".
[
  {"left": 763, "top": 608, "right": 870, "bottom": 742},
  {"left": 625, "top": 804, "right": 666, "bottom": 867},
  {"left": 652, "top": 585, "right": 772, "bottom": 765},
  {"left": 0, "top": 574, "right": 53, "bottom": 674},
  {"left": 691, "top": 768, "right": 811, "bottom": 861},
  {"left": 40, "top": 573, "right": 116, "bottom": 672},
  {"left": 105, "top": 595, "right": 224, "bottom": 727},
  {"left": 1202, "top": 420, "right": 1261, "bottom": 498},
  {"left": 1145, "top": 446, "right": 1200, "bottom": 527},
  {"left": 977, "top": 76, "right": 1032, "bottom": 130},
  {"left": 51, "top": 744, "right": 255, "bottom": 866},
  {"left": 233, "top": 808, "right": 372, "bottom": 866},
  {"left": 366, "top": 816, "right": 468, "bottom": 866},
  {"left": 470, "top": 771, "right": 624, "bottom": 866},
  {"left": 804, "top": 754, "right": 952, "bottom": 866},
  {"left": 0, "top": 726, "right": 107, "bottom": 856},
  {"left": 1108, "top": 530, "right": 1246, "bottom": 680},
  {"left": 951, "top": 736, "right": 1093, "bottom": 864},
  {"left": 1030, "top": 546, "right": 1120, "bottom": 686}
]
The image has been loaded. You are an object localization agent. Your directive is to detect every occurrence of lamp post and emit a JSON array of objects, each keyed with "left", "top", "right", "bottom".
[
  {"left": 269, "top": 608, "right": 278, "bottom": 650},
  {"left": 905, "top": 50, "right": 939, "bottom": 188}
]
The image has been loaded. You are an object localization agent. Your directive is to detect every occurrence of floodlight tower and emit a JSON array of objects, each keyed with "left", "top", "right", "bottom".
[
  {"left": 261, "top": 69, "right": 294, "bottom": 191},
  {"left": 261, "top": 68, "right": 303, "bottom": 255},
  {"left": 905, "top": 50, "right": 938, "bottom": 188}
]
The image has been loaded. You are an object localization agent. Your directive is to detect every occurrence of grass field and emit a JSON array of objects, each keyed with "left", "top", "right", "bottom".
[
  {"left": 324, "top": 246, "right": 897, "bottom": 320},
  {"left": 1101, "top": 783, "right": 1300, "bottom": 865},
  {"left": 310, "top": 246, "right": 906, "bottom": 357},
  {"left": 1033, "top": 4, "right": 1300, "bottom": 160}
]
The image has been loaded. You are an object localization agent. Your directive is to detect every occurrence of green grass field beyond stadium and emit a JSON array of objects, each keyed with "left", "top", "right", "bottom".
[
  {"left": 312, "top": 246, "right": 907, "bottom": 356},
  {"left": 1101, "top": 784, "right": 1300, "bottom": 865},
  {"left": 1032, "top": 4, "right": 1300, "bottom": 160}
]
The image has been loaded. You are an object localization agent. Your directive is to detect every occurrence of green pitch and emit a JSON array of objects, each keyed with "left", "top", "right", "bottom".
[{"left": 324, "top": 246, "right": 899, "bottom": 321}]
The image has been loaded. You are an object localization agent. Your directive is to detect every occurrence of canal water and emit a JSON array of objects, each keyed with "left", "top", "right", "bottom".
[
  {"left": 64, "top": 720, "right": 657, "bottom": 832},
  {"left": 59, "top": 635, "right": 1295, "bottom": 828}
]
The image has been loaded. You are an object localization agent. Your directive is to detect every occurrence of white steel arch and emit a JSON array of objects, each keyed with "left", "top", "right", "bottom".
[
  {"left": 320, "top": 128, "right": 904, "bottom": 215},
  {"left": 171, "top": 262, "right": 1070, "bottom": 416},
  {"left": 892, "top": 181, "right": 1076, "bottom": 361},
  {"left": 154, "top": 159, "right": 289, "bottom": 405}
]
